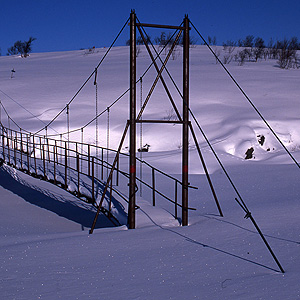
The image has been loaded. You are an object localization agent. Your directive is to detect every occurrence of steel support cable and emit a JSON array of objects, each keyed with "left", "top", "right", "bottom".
[
  {"left": 183, "top": 72, "right": 286, "bottom": 275},
  {"left": 34, "top": 17, "right": 130, "bottom": 136},
  {"left": 137, "top": 18, "right": 184, "bottom": 121},
  {"left": 0, "top": 100, "right": 22, "bottom": 130},
  {"left": 2, "top": 32, "right": 170, "bottom": 139},
  {"left": 189, "top": 107, "right": 247, "bottom": 205},
  {"left": 169, "top": 21, "right": 285, "bottom": 273},
  {"left": 0, "top": 89, "right": 61, "bottom": 135},
  {"left": 190, "top": 20, "right": 300, "bottom": 169},
  {"left": 139, "top": 77, "right": 143, "bottom": 196},
  {"left": 136, "top": 41, "right": 243, "bottom": 201},
  {"left": 106, "top": 106, "right": 110, "bottom": 178},
  {"left": 95, "top": 70, "right": 99, "bottom": 155},
  {"left": 234, "top": 197, "right": 284, "bottom": 273},
  {"left": 65, "top": 104, "right": 70, "bottom": 151},
  {"left": 135, "top": 22, "right": 227, "bottom": 217},
  {"left": 133, "top": 18, "right": 271, "bottom": 220},
  {"left": 171, "top": 68, "right": 259, "bottom": 219},
  {"left": 136, "top": 17, "right": 183, "bottom": 119},
  {"left": 134, "top": 19, "right": 294, "bottom": 209},
  {"left": 136, "top": 28, "right": 183, "bottom": 121},
  {"left": 44, "top": 38, "right": 175, "bottom": 138},
  {"left": 83, "top": 40, "right": 174, "bottom": 130}
]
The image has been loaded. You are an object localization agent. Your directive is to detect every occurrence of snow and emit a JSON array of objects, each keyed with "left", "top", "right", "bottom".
[{"left": 0, "top": 45, "right": 300, "bottom": 299}]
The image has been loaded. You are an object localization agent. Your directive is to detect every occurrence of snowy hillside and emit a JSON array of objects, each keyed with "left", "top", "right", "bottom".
[{"left": 0, "top": 46, "right": 300, "bottom": 299}]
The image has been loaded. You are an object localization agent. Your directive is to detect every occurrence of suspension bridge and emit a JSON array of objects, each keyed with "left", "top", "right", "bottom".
[
  {"left": 1, "top": 10, "right": 299, "bottom": 273},
  {"left": 0, "top": 11, "right": 221, "bottom": 232}
]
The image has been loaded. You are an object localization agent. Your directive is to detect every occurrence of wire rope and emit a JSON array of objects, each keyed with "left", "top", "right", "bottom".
[
  {"left": 95, "top": 76, "right": 99, "bottom": 177},
  {"left": 4, "top": 18, "right": 185, "bottom": 142},
  {"left": 0, "top": 100, "right": 21, "bottom": 130},
  {"left": 137, "top": 18, "right": 184, "bottom": 108},
  {"left": 107, "top": 107, "right": 110, "bottom": 178},
  {"left": 190, "top": 20, "right": 300, "bottom": 169},
  {"left": 34, "top": 16, "right": 130, "bottom": 135},
  {"left": 66, "top": 104, "right": 70, "bottom": 146},
  {"left": 138, "top": 19, "right": 300, "bottom": 172},
  {"left": 139, "top": 77, "right": 143, "bottom": 197},
  {"left": 95, "top": 81, "right": 98, "bottom": 148},
  {"left": 0, "top": 88, "right": 54, "bottom": 131},
  {"left": 43, "top": 34, "right": 176, "bottom": 139},
  {"left": 135, "top": 18, "right": 250, "bottom": 210}
]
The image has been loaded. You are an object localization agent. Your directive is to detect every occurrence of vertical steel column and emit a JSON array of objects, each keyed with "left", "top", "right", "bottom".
[
  {"left": 129, "top": 10, "right": 137, "bottom": 229},
  {"left": 42, "top": 145, "right": 46, "bottom": 178},
  {"left": 182, "top": 15, "right": 190, "bottom": 226},
  {"left": 152, "top": 168, "right": 156, "bottom": 206},
  {"left": 101, "top": 148, "right": 104, "bottom": 180},
  {"left": 53, "top": 144, "right": 56, "bottom": 184},
  {"left": 33, "top": 137, "right": 37, "bottom": 174},
  {"left": 175, "top": 180, "right": 178, "bottom": 219},
  {"left": 116, "top": 156, "right": 119, "bottom": 186},
  {"left": 20, "top": 132, "right": 23, "bottom": 169},
  {"left": 26, "top": 136, "right": 30, "bottom": 173},
  {"left": 64, "top": 142, "right": 68, "bottom": 189},
  {"left": 14, "top": 138, "right": 16, "bottom": 167},
  {"left": 77, "top": 153, "right": 80, "bottom": 196},
  {"left": 92, "top": 156, "right": 95, "bottom": 203},
  {"left": 88, "top": 144, "right": 91, "bottom": 176}
]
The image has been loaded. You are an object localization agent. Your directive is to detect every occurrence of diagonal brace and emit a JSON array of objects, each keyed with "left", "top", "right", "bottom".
[
  {"left": 234, "top": 197, "right": 285, "bottom": 273},
  {"left": 136, "top": 25, "right": 183, "bottom": 121},
  {"left": 189, "top": 122, "right": 223, "bottom": 217},
  {"left": 89, "top": 122, "right": 130, "bottom": 234}
]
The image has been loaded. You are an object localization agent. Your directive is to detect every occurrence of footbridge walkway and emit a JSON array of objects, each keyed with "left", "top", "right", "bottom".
[{"left": 0, "top": 123, "right": 191, "bottom": 229}]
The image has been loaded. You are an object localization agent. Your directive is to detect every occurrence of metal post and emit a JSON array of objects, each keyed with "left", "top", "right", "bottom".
[
  {"left": 116, "top": 155, "right": 119, "bottom": 186},
  {"left": 7, "top": 129, "right": 10, "bottom": 164},
  {"left": 88, "top": 144, "right": 91, "bottom": 176},
  {"left": 182, "top": 15, "right": 190, "bottom": 226},
  {"left": 27, "top": 136, "right": 30, "bottom": 173},
  {"left": 109, "top": 179, "right": 113, "bottom": 219},
  {"left": 175, "top": 180, "right": 178, "bottom": 219},
  {"left": 101, "top": 148, "right": 104, "bottom": 180},
  {"left": 2, "top": 132, "right": 5, "bottom": 161},
  {"left": 129, "top": 10, "right": 137, "bottom": 229},
  {"left": 54, "top": 139, "right": 58, "bottom": 163},
  {"left": 60, "top": 134, "right": 63, "bottom": 163},
  {"left": 9, "top": 130, "right": 13, "bottom": 165},
  {"left": 42, "top": 145, "right": 46, "bottom": 179},
  {"left": 90, "top": 122, "right": 130, "bottom": 234},
  {"left": 77, "top": 153, "right": 80, "bottom": 196},
  {"left": 39, "top": 136, "right": 42, "bottom": 161},
  {"left": 20, "top": 131, "right": 23, "bottom": 169},
  {"left": 107, "top": 107, "right": 110, "bottom": 179},
  {"left": 92, "top": 156, "right": 95, "bottom": 203},
  {"left": 46, "top": 138, "right": 50, "bottom": 162},
  {"left": 81, "top": 128, "right": 84, "bottom": 172},
  {"left": 53, "top": 144, "right": 56, "bottom": 184},
  {"left": 33, "top": 136, "right": 37, "bottom": 174},
  {"left": 64, "top": 142, "right": 68, "bottom": 189},
  {"left": 14, "top": 138, "right": 16, "bottom": 167},
  {"left": 152, "top": 168, "right": 156, "bottom": 206},
  {"left": 44, "top": 136, "right": 48, "bottom": 177}
]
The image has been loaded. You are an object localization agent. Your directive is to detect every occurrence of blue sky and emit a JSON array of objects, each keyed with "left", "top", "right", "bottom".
[{"left": 1, "top": 0, "right": 300, "bottom": 54}]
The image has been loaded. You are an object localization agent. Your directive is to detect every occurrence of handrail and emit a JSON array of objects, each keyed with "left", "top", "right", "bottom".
[{"left": 0, "top": 123, "right": 195, "bottom": 224}]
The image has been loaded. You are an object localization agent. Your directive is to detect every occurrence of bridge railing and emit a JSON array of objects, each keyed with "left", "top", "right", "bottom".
[{"left": 0, "top": 123, "right": 195, "bottom": 222}]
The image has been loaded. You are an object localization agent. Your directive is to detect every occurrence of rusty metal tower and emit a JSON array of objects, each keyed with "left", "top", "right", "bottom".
[{"left": 128, "top": 10, "right": 191, "bottom": 228}]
